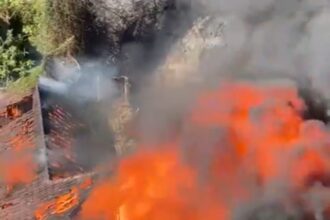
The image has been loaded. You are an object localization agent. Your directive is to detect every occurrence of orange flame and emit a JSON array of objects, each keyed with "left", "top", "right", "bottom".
[
  {"left": 0, "top": 153, "right": 37, "bottom": 189},
  {"left": 81, "top": 81, "right": 330, "bottom": 219},
  {"left": 0, "top": 121, "right": 38, "bottom": 189}
]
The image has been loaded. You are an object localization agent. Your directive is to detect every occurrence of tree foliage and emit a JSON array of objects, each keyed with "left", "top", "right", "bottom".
[
  {"left": 0, "top": 0, "right": 47, "bottom": 49},
  {"left": 0, "top": 30, "right": 33, "bottom": 86},
  {"left": 0, "top": 0, "right": 47, "bottom": 88},
  {"left": 0, "top": 0, "right": 102, "bottom": 89},
  {"left": 46, "top": 0, "right": 84, "bottom": 55}
]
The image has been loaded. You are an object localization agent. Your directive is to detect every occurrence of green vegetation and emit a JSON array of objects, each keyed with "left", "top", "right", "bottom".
[
  {"left": 0, "top": 0, "right": 44, "bottom": 90},
  {"left": 0, "top": 0, "right": 45, "bottom": 43},
  {"left": 46, "top": 0, "right": 85, "bottom": 55},
  {"left": 6, "top": 64, "right": 43, "bottom": 94},
  {"left": 0, "top": 0, "right": 83, "bottom": 91},
  {"left": 0, "top": 30, "right": 33, "bottom": 87}
]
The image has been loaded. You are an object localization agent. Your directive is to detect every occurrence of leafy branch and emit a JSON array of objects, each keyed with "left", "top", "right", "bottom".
[{"left": 0, "top": 30, "right": 34, "bottom": 87}]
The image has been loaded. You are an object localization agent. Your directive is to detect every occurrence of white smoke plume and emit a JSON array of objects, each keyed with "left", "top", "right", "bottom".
[
  {"left": 38, "top": 58, "right": 121, "bottom": 174},
  {"left": 188, "top": 0, "right": 330, "bottom": 101},
  {"left": 39, "top": 58, "right": 119, "bottom": 103}
]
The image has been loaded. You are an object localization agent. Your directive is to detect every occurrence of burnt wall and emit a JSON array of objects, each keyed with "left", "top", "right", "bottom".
[
  {"left": 0, "top": 89, "right": 95, "bottom": 219},
  {"left": 0, "top": 89, "right": 48, "bottom": 191},
  {"left": 39, "top": 88, "right": 116, "bottom": 180}
]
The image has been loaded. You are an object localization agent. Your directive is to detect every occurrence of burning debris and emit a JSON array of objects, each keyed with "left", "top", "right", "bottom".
[
  {"left": 34, "top": 187, "right": 80, "bottom": 220},
  {"left": 4, "top": 0, "right": 330, "bottom": 220},
  {"left": 6, "top": 64, "right": 330, "bottom": 220},
  {"left": 0, "top": 95, "right": 33, "bottom": 128},
  {"left": 80, "top": 81, "right": 330, "bottom": 220}
]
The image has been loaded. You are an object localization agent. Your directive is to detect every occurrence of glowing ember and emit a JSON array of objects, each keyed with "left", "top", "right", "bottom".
[
  {"left": 81, "top": 81, "right": 330, "bottom": 219},
  {"left": 79, "top": 177, "right": 93, "bottom": 190},
  {"left": 34, "top": 187, "right": 80, "bottom": 220},
  {"left": 7, "top": 106, "right": 22, "bottom": 118}
]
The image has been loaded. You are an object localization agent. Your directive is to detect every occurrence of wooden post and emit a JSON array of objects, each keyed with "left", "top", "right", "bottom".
[{"left": 112, "top": 76, "right": 131, "bottom": 104}]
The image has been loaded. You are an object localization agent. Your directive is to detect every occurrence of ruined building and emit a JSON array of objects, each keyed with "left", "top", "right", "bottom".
[{"left": 0, "top": 89, "right": 96, "bottom": 220}]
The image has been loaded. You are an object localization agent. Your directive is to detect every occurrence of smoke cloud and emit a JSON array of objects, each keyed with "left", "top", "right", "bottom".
[
  {"left": 130, "top": 0, "right": 330, "bottom": 142},
  {"left": 39, "top": 58, "right": 120, "bottom": 175},
  {"left": 38, "top": 0, "right": 330, "bottom": 218},
  {"left": 84, "top": 0, "right": 330, "bottom": 219},
  {"left": 193, "top": 0, "right": 330, "bottom": 99}
]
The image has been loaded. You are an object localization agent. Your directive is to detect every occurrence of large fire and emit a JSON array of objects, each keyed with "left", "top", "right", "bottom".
[{"left": 80, "top": 81, "right": 330, "bottom": 219}]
